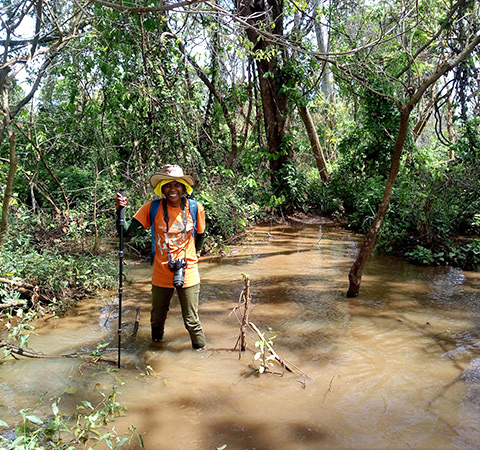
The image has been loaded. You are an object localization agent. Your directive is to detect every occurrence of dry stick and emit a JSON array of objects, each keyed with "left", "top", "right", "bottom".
[
  {"left": 232, "top": 274, "right": 252, "bottom": 358},
  {"left": 0, "top": 339, "right": 117, "bottom": 365},
  {"left": 240, "top": 275, "right": 251, "bottom": 351},
  {"left": 0, "top": 300, "right": 27, "bottom": 310},
  {"left": 323, "top": 375, "right": 336, "bottom": 403},
  {"left": 131, "top": 307, "right": 140, "bottom": 339},
  {"left": 231, "top": 289, "right": 246, "bottom": 353}
]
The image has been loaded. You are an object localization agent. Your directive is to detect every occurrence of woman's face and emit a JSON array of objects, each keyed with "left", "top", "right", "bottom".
[{"left": 162, "top": 181, "right": 184, "bottom": 206}]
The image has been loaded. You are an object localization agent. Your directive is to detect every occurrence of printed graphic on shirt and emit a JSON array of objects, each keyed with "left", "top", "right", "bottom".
[{"left": 156, "top": 219, "right": 192, "bottom": 257}]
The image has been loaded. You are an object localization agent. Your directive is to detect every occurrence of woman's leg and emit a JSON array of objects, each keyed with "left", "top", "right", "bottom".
[
  {"left": 151, "top": 285, "right": 174, "bottom": 342},
  {"left": 177, "top": 283, "right": 206, "bottom": 349}
]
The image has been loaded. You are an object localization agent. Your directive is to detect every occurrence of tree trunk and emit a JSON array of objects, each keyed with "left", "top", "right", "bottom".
[
  {"left": 236, "top": 0, "right": 291, "bottom": 185},
  {"left": 256, "top": 56, "right": 291, "bottom": 184},
  {"left": 347, "top": 108, "right": 412, "bottom": 297},
  {"left": 313, "top": 0, "right": 334, "bottom": 102},
  {"left": 0, "top": 79, "right": 18, "bottom": 250},
  {"left": 298, "top": 104, "right": 329, "bottom": 182},
  {"left": 225, "top": 77, "right": 253, "bottom": 170}
]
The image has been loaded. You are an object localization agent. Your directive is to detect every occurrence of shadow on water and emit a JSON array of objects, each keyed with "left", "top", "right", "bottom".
[{"left": 2, "top": 224, "right": 480, "bottom": 449}]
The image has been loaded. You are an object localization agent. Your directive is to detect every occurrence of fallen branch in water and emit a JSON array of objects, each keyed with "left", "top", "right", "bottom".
[{"left": 0, "top": 339, "right": 117, "bottom": 365}]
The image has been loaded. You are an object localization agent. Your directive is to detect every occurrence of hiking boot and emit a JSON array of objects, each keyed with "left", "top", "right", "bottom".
[{"left": 151, "top": 326, "right": 164, "bottom": 342}]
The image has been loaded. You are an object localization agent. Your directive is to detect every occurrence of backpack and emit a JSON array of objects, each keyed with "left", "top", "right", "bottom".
[{"left": 149, "top": 198, "right": 198, "bottom": 265}]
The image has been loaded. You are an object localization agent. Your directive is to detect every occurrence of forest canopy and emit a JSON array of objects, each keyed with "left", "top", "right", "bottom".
[{"left": 0, "top": 0, "right": 479, "bottom": 302}]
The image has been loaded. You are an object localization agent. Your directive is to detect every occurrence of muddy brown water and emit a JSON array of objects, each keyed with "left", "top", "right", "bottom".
[{"left": 2, "top": 224, "right": 480, "bottom": 449}]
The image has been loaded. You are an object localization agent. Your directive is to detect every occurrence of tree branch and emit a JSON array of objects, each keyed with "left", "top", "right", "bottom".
[
  {"left": 409, "top": 33, "right": 480, "bottom": 108},
  {"left": 86, "top": 0, "right": 208, "bottom": 13}
]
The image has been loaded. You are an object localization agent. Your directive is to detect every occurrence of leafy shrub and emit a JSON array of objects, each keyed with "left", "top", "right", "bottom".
[
  {"left": 0, "top": 206, "right": 117, "bottom": 303},
  {"left": 274, "top": 161, "right": 309, "bottom": 211},
  {"left": 328, "top": 167, "right": 384, "bottom": 231},
  {"left": 196, "top": 170, "right": 263, "bottom": 239}
]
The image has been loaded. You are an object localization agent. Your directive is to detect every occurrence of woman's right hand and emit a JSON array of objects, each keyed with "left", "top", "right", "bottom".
[{"left": 115, "top": 192, "right": 127, "bottom": 210}]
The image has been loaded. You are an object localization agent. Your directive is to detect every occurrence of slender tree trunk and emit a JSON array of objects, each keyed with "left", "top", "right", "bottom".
[
  {"left": 298, "top": 104, "right": 329, "bottom": 182},
  {"left": 162, "top": 32, "right": 240, "bottom": 168},
  {"left": 413, "top": 87, "right": 435, "bottom": 142},
  {"left": 313, "top": 0, "right": 334, "bottom": 102},
  {"left": 0, "top": 79, "right": 18, "bottom": 250},
  {"left": 347, "top": 107, "right": 412, "bottom": 297}
]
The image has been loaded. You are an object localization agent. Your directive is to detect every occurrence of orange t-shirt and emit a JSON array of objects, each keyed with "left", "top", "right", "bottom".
[{"left": 133, "top": 199, "right": 205, "bottom": 288}]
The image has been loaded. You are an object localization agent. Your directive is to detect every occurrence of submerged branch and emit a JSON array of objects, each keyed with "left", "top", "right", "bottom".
[{"left": 0, "top": 339, "right": 117, "bottom": 365}]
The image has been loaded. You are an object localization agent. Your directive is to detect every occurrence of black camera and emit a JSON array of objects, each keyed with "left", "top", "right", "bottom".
[{"left": 168, "top": 253, "right": 187, "bottom": 287}]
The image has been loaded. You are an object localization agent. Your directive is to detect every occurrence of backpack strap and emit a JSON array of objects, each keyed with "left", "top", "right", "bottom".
[
  {"left": 188, "top": 198, "right": 198, "bottom": 238},
  {"left": 150, "top": 199, "right": 161, "bottom": 265}
]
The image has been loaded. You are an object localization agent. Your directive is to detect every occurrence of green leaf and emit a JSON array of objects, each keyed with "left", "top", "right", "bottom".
[
  {"left": 0, "top": 420, "right": 8, "bottom": 427},
  {"left": 117, "top": 437, "right": 129, "bottom": 446},
  {"left": 26, "top": 414, "right": 43, "bottom": 425}
]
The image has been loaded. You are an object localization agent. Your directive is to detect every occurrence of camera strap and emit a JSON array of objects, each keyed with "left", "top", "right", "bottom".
[{"left": 162, "top": 197, "right": 188, "bottom": 250}]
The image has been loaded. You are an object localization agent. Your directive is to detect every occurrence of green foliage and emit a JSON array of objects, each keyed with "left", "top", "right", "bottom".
[
  {"left": 274, "top": 161, "right": 309, "bottom": 211},
  {"left": 405, "top": 245, "right": 436, "bottom": 265},
  {"left": 196, "top": 169, "right": 263, "bottom": 239},
  {"left": 334, "top": 88, "right": 403, "bottom": 177},
  {"left": 327, "top": 165, "right": 385, "bottom": 232},
  {"left": 2, "top": 308, "right": 38, "bottom": 348},
  {"left": 0, "top": 388, "right": 144, "bottom": 449},
  {"left": 452, "top": 118, "right": 480, "bottom": 164},
  {"left": 0, "top": 206, "right": 118, "bottom": 305},
  {"left": 1, "top": 243, "right": 117, "bottom": 297},
  {"left": 254, "top": 329, "right": 276, "bottom": 374},
  {"left": 405, "top": 240, "right": 480, "bottom": 270},
  {"left": 304, "top": 171, "right": 340, "bottom": 215}
]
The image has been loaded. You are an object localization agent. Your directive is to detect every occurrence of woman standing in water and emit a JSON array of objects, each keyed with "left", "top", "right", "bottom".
[{"left": 115, "top": 164, "right": 206, "bottom": 350}]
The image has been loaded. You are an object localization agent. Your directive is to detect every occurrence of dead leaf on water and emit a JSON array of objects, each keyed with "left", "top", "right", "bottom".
[{"left": 64, "top": 386, "right": 77, "bottom": 395}]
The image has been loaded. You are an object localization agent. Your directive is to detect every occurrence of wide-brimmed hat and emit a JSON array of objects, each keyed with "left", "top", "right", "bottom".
[{"left": 150, "top": 164, "right": 195, "bottom": 196}]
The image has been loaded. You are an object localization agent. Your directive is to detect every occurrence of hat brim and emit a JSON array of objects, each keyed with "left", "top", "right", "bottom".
[{"left": 150, "top": 173, "right": 195, "bottom": 189}]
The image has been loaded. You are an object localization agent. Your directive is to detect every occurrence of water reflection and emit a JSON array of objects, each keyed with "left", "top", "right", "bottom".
[{"left": 1, "top": 224, "right": 480, "bottom": 449}]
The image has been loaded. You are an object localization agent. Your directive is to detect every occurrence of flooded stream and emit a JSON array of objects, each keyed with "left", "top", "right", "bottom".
[{"left": 2, "top": 223, "right": 480, "bottom": 449}]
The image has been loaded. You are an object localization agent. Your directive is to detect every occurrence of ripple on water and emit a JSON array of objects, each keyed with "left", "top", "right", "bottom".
[{"left": 462, "top": 358, "right": 480, "bottom": 384}]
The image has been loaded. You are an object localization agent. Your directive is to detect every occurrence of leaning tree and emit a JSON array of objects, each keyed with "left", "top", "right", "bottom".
[{"left": 319, "top": 0, "right": 480, "bottom": 297}]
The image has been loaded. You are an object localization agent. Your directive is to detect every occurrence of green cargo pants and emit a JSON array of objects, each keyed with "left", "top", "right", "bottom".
[{"left": 151, "top": 284, "right": 206, "bottom": 349}]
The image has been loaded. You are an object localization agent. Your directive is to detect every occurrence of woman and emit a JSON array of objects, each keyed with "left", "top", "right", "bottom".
[{"left": 115, "top": 164, "right": 206, "bottom": 350}]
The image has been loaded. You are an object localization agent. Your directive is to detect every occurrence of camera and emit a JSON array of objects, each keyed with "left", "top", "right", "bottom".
[{"left": 168, "top": 253, "right": 187, "bottom": 287}]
